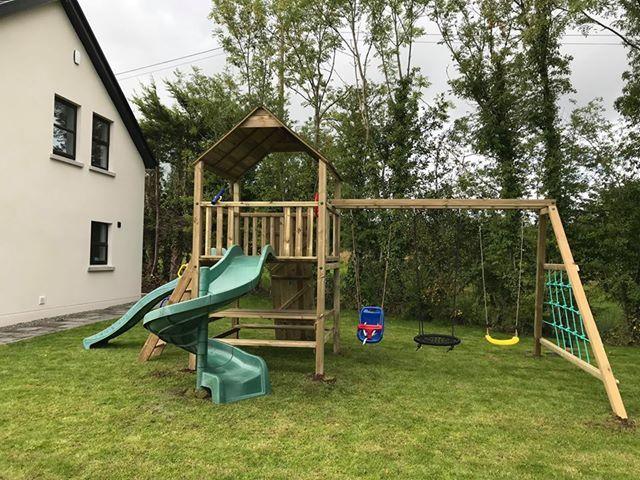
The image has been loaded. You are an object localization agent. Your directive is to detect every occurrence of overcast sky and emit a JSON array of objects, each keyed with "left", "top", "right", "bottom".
[{"left": 78, "top": 0, "right": 631, "bottom": 125}]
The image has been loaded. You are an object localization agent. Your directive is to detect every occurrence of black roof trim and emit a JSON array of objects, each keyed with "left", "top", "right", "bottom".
[{"left": 0, "top": 0, "right": 157, "bottom": 168}]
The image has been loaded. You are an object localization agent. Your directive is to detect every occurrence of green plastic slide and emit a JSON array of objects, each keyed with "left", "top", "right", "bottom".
[
  {"left": 82, "top": 278, "right": 178, "bottom": 350},
  {"left": 142, "top": 245, "right": 274, "bottom": 404}
]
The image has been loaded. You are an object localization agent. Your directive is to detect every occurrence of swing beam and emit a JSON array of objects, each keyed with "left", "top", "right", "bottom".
[{"left": 333, "top": 198, "right": 628, "bottom": 420}]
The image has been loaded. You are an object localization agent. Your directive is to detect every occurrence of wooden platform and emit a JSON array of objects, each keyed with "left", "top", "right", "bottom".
[
  {"left": 210, "top": 308, "right": 318, "bottom": 320},
  {"left": 217, "top": 338, "right": 316, "bottom": 348}
]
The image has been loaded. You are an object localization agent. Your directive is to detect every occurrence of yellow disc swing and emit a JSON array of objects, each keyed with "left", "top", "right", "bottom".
[{"left": 478, "top": 219, "right": 524, "bottom": 346}]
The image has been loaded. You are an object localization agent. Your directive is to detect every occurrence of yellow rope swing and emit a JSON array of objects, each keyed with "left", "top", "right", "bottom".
[{"left": 478, "top": 219, "right": 524, "bottom": 347}]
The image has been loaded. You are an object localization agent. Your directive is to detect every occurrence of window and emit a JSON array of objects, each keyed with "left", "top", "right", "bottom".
[
  {"left": 53, "top": 96, "right": 77, "bottom": 159},
  {"left": 91, "top": 114, "right": 111, "bottom": 170},
  {"left": 90, "top": 221, "right": 109, "bottom": 265}
]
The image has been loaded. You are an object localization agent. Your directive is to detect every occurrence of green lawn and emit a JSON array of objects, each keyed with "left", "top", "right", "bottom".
[{"left": 1, "top": 296, "right": 639, "bottom": 480}]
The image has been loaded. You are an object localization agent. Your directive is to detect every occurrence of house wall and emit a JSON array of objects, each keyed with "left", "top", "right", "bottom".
[{"left": 0, "top": 2, "right": 146, "bottom": 326}]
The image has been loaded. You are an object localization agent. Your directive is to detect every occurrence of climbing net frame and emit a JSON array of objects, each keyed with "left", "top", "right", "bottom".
[{"left": 534, "top": 206, "right": 627, "bottom": 420}]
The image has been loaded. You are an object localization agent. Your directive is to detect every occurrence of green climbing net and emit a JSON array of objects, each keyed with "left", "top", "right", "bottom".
[{"left": 544, "top": 270, "right": 592, "bottom": 363}]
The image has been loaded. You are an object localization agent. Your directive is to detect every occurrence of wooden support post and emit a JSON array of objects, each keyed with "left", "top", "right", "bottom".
[
  {"left": 233, "top": 182, "right": 241, "bottom": 244},
  {"left": 332, "top": 181, "right": 342, "bottom": 354},
  {"left": 216, "top": 206, "right": 223, "bottom": 254},
  {"left": 252, "top": 217, "right": 258, "bottom": 255},
  {"left": 243, "top": 217, "right": 249, "bottom": 254},
  {"left": 283, "top": 207, "right": 292, "bottom": 256},
  {"left": 204, "top": 207, "right": 212, "bottom": 256},
  {"left": 261, "top": 217, "right": 267, "bottom": 249},
  {"left": 227, "top": 208, "right": 234, "bottom": 248},
  {"left": 232, "top": 182, "right": 241, "bottom": 336},
  {"left": 269, "top": 217, "right": 276, "bottom": 251},
  {"left": 188, "top": 161, "right": 204, "bottom": 370},
  {"left": 534, "top": 210, "right": 548, "bottom": 357},
  {"left": 307, "top": 207, "right": 314, "bottom": 256},
  {"left": 547, "top": 205, "right": 628, "bottom": 419},
  {"left": 314, "top": 162, "right": 327, "bottom": 379},
  {"left": 295, "top": 207, "right": 303, "bottom": 257}
]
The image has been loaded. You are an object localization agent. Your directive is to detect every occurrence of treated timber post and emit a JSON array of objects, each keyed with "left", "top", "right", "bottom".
[
  {"left": 332, "top": 181, "right": 342, "bottom": 354},
  {"left": 533, "top": 209, "right": 548, "bottom": 357},
  {"left": 189, "top": 161, "right": 204, "bottom": 370},
  {"left": 314, "top": 162, "right": 328, "bottom": 379},
  {"left": 547, "top": 205, "right": 628, "bottom": 419},
  {"left": 231, "top": 181, "right": 241, "bottom": 337}
]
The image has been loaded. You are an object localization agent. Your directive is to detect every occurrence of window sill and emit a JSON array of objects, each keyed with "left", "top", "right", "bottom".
[
  {"left": 88, "top": 265, "right": 115, "bottom": 272},
  {"left": 89, "top": 165, "right": 116, "bottom": 177},
  {"left": 50, "top": 153, "right": 83, "bottom": 168}
]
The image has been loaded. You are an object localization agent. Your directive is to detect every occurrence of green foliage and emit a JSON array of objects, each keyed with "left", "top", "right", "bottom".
[{"left": 130, "top": 0, "right": 640, "bottom": 344}]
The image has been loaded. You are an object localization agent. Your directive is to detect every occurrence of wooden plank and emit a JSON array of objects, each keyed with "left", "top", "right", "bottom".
[
  {"left": 261, "top": 217, "right": 267, "bottom": 248},
  {"left": 279, "top": 217, "right": 284, "bottom": 254},
  {"left": 307, "top": 207, "right": 314, "bottom": 256},
  {"left": 204, "top": 207, "right": 212, "bottom": 255},
  {"left": 283, "top": 207, "right": 292, "bottom": 256},
  {"left": 534, "top": 212, "right": 548, "bottom": 357},
  {"left": 213, "top": 327, "right": 241, "bottom": 338},
  {"left": 240, "top": 115, "right": 282, "bottom": 128},
  {"left": 547, "top": 205, "right": 627, "bottom": 419},
  {"left": 315, "top": 162, "right": 327, "bottom": 379},
  {"left": 213, "top": 201, "right": 318, "bottom": 207},
  {"left": 216, "top": 206, "right": 224, "bottom": 254},
  {"left": 200, "top": 255, "right": 317, "bottom": 263},
  {"left": 218, "top": 338, "right": 316, "bottom": 348},
  {"left": 331, "top": 198, "right": 554, "bottom": 210},
  {"left": 295, "top": 207, "right": 303, "bottom": 256},
  {"left": 539, "top": 338, "right": 618, "bottom": 383},
  {"left": 227, "top": 208, "right": 234, "bottom": 247},
  {"left": 239, "top": 323, "right": 316, "bottom": 331},
  {"left": 233, "top": 182, "right": 241, "bottom": 244},
  {"left": 269, "top": 217, "right": 275, "bottom": 249},
  {"left": 544, "top": 263, "right": 579, "bottom": 271},
  {"left": 243, "top": 217, "right": 249, "bottom": 254},
  {"left": 333, "top": 181, "right": 342, "bottom": 354},
  {"left": 210, "top": 308, "right": 317, "bottom": 320},
  {"left": 252, "top": 217, "right": 258, "bottom": 255}
]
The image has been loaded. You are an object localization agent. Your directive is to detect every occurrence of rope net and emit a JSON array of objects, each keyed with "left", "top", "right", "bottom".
[{"left": 543, "top": 270, "right": 592, "bottom": 364}]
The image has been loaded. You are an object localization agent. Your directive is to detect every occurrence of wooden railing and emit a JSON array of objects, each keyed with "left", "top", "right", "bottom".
[{"left": 198, "top": 201, "right": 339, "bottom": 260}]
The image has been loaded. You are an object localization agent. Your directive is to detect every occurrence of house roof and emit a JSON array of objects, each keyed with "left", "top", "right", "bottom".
[
  {"left": 195, "top": 106, "right": 342, "bottom": 181},
  {"left": 0, "top": 0, "right": 157, "bottom": 168}
]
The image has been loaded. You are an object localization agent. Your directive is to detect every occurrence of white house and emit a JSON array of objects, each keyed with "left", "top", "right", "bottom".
[{"left": 0, "top": 0, "right": 156, "bottom": 327}]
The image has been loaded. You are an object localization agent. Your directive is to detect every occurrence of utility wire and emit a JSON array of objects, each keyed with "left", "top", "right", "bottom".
[
  {"left": 117, "top": 52, "right": 226, "bottom": 82},
  {"left": 115, "top": 46, "right": 224, "bottom": 77}
]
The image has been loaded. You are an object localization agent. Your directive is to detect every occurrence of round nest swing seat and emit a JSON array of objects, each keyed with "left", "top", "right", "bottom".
[{"left": 414, "top": 333, "right": 461, "bottom": 348}]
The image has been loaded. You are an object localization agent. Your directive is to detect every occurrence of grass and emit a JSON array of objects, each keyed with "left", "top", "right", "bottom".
[{"left": 1, "top": 294, "right": 639, "bottom": 480}]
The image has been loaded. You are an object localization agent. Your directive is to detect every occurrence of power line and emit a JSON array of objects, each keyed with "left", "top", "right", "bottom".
[
  {"left": 115, "top": 46, "right": 224, "bottom": 77},
  {"left": 117, "top": 52, "right": 226, "bottom": 82},
  {"left": 114, "top": 32, "right": 627, "bottom": 83}
]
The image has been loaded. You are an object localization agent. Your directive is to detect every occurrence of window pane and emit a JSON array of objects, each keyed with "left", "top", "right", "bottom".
[
  {"left": 90, "top": 222, "right": 109, "bottom": 265},
  {"left": 90, "top": 245, "right": 107, "bottom": 264},
  {"left": 92, "top": 117, "right": 109, "bottom": 142},
  {"left": 54, "top": 99, "right": 75, "bottom": 130},
  {"left": 91, "top": 143, "right": 108, "bottom": 169},
  {"left": 53, "top": 127, "right": 75, "bottom": 156},
  {"left": 91, "top": 222, "right": 108, "bottom": 243}
]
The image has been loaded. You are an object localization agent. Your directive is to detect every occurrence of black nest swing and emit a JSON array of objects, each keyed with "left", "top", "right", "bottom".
[{"left": 412, "top": 210, "right": 461, "bottom": 351}]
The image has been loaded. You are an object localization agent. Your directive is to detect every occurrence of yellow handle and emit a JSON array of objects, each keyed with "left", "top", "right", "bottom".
[
  {"left": 177, "top": 263, "right": 188, "bottom": 278},
  {"left": 485, "top": 334, "right": 520, "bottom": 346}
]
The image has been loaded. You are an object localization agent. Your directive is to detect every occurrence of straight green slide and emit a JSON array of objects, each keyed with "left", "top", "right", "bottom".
[
  {"left": 82, "top": 277, "right": 178, "bottom": 349},
  {"left": 142, "top": 245, "right": 274, "bottom": 404}
]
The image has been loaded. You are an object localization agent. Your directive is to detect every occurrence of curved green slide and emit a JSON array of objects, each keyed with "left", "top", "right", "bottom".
[
  {"left": 142, "top": 245, "right": 275, "bottom": 404},
  {"left": 83, "top": 278, "right": 178, "bottom": 349}
]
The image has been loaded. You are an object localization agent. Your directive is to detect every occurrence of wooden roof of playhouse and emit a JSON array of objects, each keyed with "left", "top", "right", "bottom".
[{"left": 194, "top": 106, "right": 341, "bottom": 181}]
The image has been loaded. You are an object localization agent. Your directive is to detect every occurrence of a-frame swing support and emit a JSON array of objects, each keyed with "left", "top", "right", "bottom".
[
  {"left": 136, "top": 106, "right": 627, "bottom": 419},
  {"left": 331, "top": 198, "right": 628, "bottom": 420}
]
